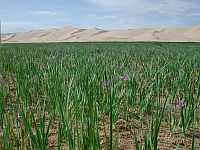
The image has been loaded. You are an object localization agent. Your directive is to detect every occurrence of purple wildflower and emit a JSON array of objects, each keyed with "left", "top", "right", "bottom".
[
  {"left": 180, "top": 99, "right": 187, "bottom": 109},
  {"left": 103, "top": 80, "right": 109, "bottom": 86},
  {"left": 175, "top": 98, "right": 187, "bottom": 111},
  {"left": 40, "top": 63, "right": 45, "bottom": 71},
  {"left": 123, "top": 74, "right": 130, "bottom": 81},
  {"left": 175, "top": 99, "right": 180, "bottom": 111}
]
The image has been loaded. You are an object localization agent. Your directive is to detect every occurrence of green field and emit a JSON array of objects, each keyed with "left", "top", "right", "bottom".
[{"left": 0, "top": 42, "right": 200, "bottom": 149}]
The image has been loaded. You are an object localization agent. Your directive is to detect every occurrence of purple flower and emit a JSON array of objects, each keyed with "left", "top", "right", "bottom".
[
  {"left": 103, "top": 80, "right": 109, "bottom": 86},
  {"left": 175, "top": 98, "right": 187, "bottom": 111},
  {"left": 181, "top": 99, "right": 187, "bottom": 109},
  {"left": 123, "top": 74, "right": 130, "bottom": 81},
  {"left": 40, "top": 63, "right": 45, "bottom": 71},
  {"left": 175, "top": 99, "right": 180, "bottom": 111}
]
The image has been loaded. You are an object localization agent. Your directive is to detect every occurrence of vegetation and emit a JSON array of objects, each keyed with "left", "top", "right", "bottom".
[{"left": 0, "top": 42, "right": 200, "bottom": 149}]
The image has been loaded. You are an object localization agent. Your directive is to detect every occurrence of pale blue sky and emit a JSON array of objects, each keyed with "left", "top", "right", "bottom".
[{"left": 0, "top": 0, "right": 200, "bottom": 33}]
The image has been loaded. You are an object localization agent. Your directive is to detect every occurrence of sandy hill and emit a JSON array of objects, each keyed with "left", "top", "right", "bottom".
[{"left": 1, "top": 25, "right": 200, "bottom": 43}]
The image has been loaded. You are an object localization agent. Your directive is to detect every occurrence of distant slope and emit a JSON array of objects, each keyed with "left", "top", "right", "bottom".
[{"left": 1, "top": 25, "right": 200, "bottom": 43}]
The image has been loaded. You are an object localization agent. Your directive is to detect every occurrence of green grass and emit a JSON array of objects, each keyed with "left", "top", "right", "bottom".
[{"left": 0, "top": 42, "right": 200, "bottom": 149}]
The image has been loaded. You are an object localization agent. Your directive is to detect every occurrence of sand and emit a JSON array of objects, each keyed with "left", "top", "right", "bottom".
[{"left": 1, "top": 25, "right": 200, "bottom": 43}]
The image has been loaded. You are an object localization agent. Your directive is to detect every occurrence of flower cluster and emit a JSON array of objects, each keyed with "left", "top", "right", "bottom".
[
  {"left": 123, "top": 74, "right": 130, "bottom": 81},
  {"left": 102, "top": 74, "right": 131, "bottom": 88},
  {"left": 175, "top": 98, "right": 187, "bottom": 111},
  {"left": 103, "top": 80, "right": 109, "bottom": 86}
]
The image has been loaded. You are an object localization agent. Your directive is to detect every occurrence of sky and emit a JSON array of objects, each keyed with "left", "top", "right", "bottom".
[{"left": 0, "top": 0, "right": 200, "bottom": 33}]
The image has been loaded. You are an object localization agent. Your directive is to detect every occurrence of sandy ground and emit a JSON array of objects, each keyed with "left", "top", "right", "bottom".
[{"left": 1, "top": 25, "right": 200, "bottom": 43}]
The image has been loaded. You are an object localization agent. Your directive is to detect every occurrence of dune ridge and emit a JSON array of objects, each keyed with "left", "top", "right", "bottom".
[{"left": 1, "top": 25, "right": 200, "bottom": 43}]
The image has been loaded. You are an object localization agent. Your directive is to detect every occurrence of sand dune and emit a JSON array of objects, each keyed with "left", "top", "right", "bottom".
[{"left": 1, "top": 25, "right": 200, "bottom": 43}]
